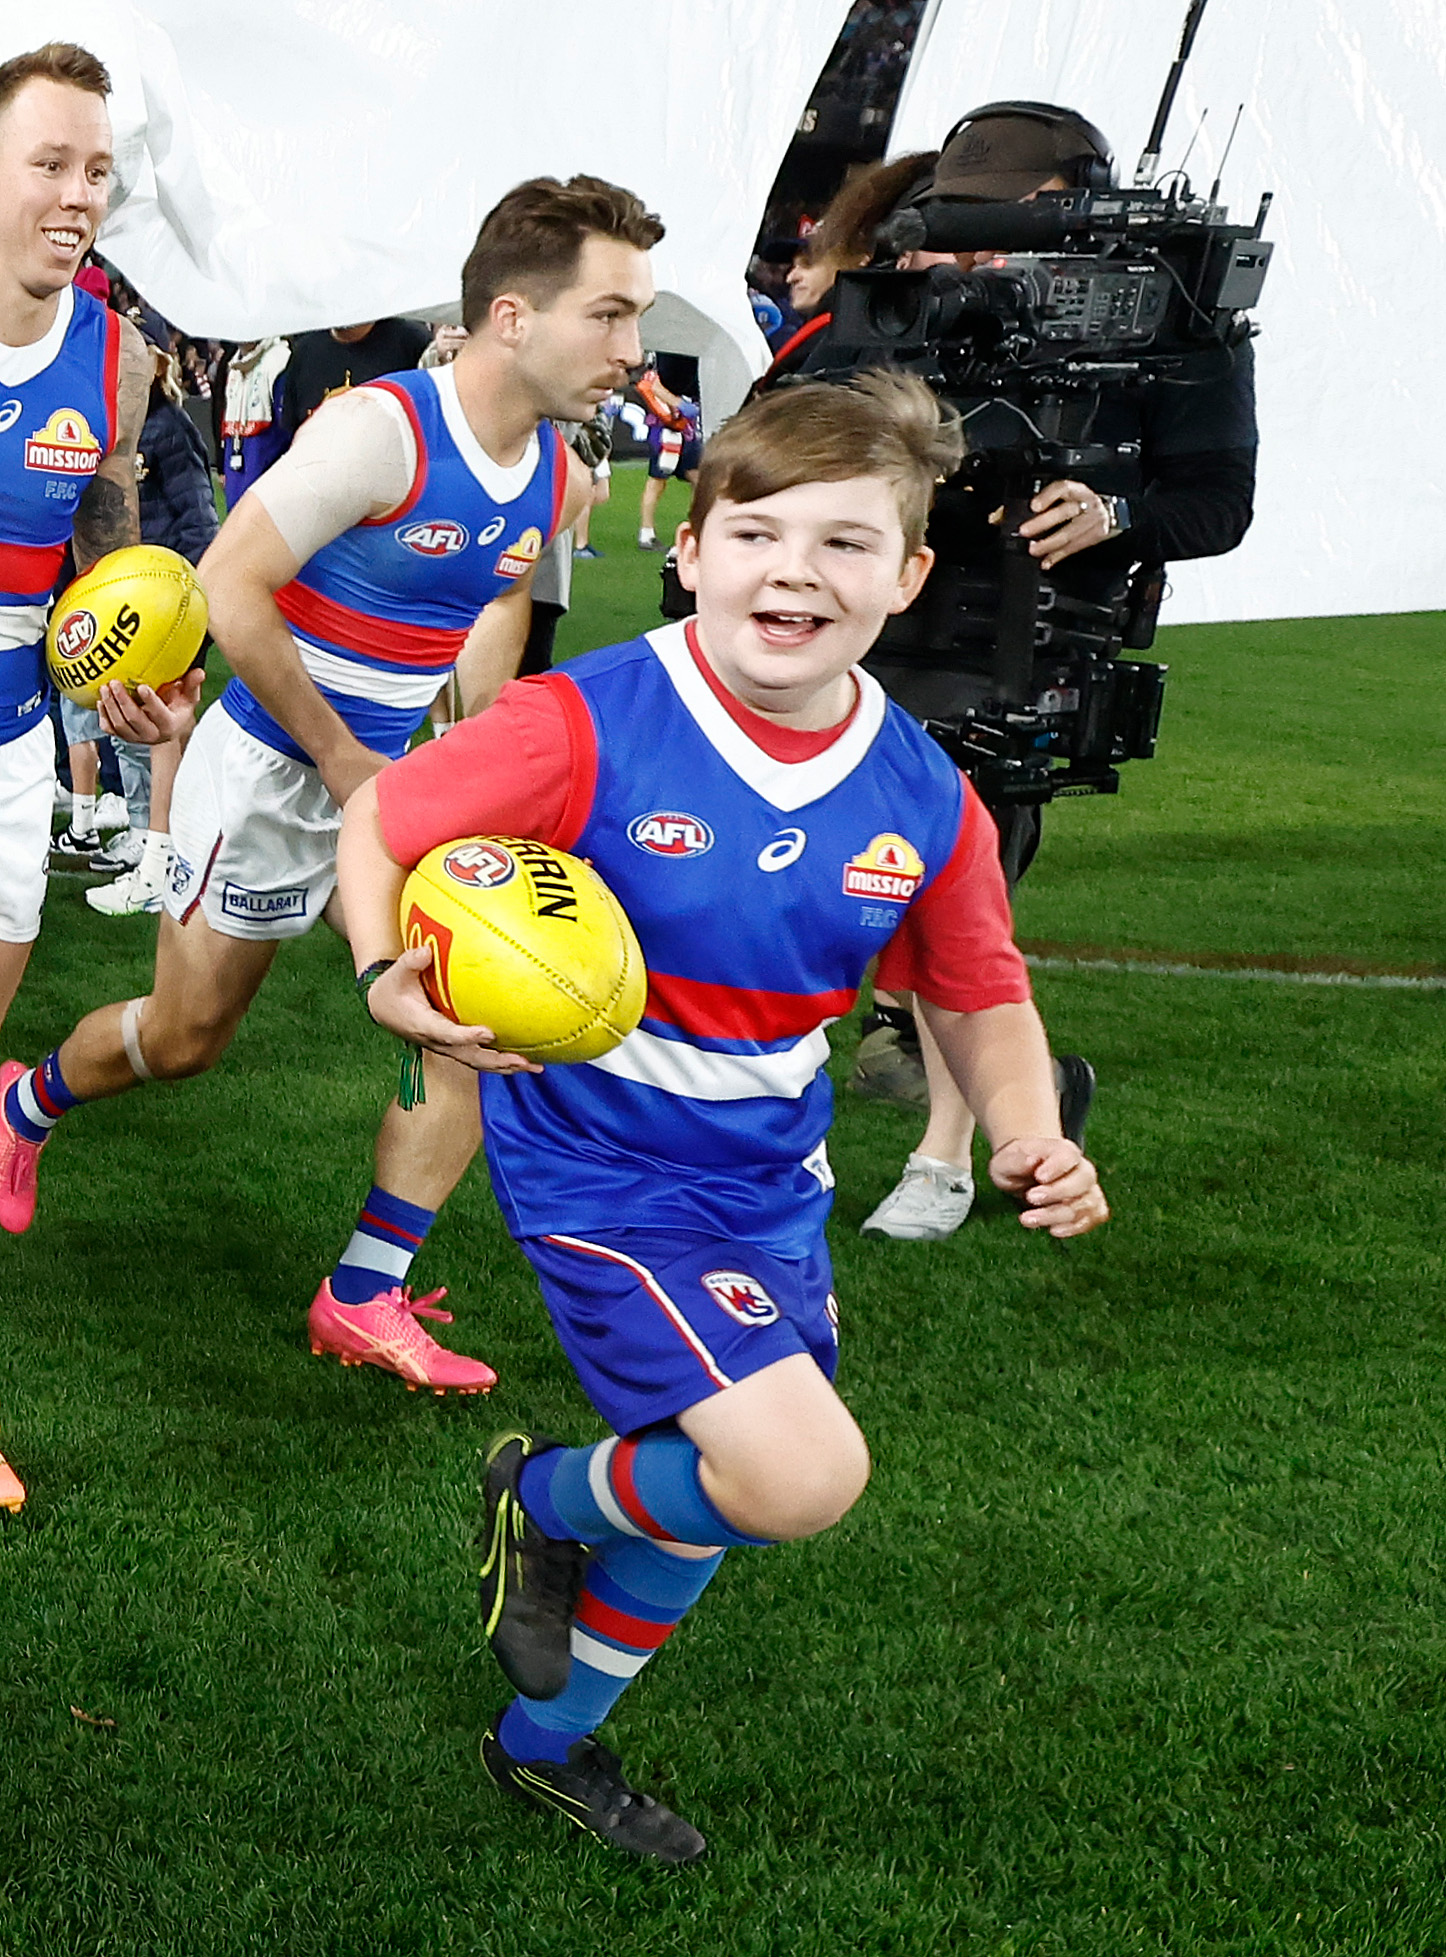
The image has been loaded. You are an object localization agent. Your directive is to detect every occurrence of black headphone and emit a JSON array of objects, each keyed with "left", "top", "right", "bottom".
[{"left": 938, "top": 100, "right": 1117, "bottom": 192}]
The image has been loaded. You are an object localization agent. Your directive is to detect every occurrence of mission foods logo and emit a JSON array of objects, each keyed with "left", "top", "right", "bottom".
[
  {"left": 495, "top": 525, "right": 543, "bottom": 580},
  {"left": 25, "top": 408, "right": 102, "bottom": 476},
  {"left": 396, "top": 519, "right": 468, "bottom": 556},
  {"left": 442, "top": 841, "right": 517, "bottom": 889},
  {"left": 842, "top": 833, "right": 925, "bottom": 902},
  {"left": 628, "top": 811, "right": 714, "bottom": 858}
]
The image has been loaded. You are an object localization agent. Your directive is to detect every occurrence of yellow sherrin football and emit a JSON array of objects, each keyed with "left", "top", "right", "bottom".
[
  {"left": 46, "top": 544, "right": 208, "bottom": 709},
  {"left": 400, "top": 836, "right": 647, "bottom": 1064}
]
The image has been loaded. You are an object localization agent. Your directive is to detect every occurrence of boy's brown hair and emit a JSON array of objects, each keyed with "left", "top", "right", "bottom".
[
  {"left": 462, "top": 175, "right": 664, "bottom": 330},
  {"left": 689, "top": 371, "right": 965, "bottom": 558},
  {"left": 0, "top": 43, "right": 111, "bottom": 123}
]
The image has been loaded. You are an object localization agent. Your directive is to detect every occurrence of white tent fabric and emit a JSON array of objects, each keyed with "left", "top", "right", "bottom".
[
  {"left": 891, "top": 0, "right": 1446, "bottom": 621},
  {"left": 7, "top": 0, "right": 853, "bottom": 427}
]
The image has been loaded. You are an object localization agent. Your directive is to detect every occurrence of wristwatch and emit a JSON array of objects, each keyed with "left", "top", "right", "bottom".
[{"left": 1101, "top": 495, "right": 1131, "bottom": 539}]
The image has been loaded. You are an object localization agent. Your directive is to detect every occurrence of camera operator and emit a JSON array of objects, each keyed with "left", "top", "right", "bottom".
[{"left": 805, "top": 104, "right": 1258, "bottom": 1240}]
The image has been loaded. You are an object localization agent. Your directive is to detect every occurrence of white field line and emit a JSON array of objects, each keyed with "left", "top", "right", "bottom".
[{"left": 1025, "top": 955, "right": 1446, "bottom": 992}]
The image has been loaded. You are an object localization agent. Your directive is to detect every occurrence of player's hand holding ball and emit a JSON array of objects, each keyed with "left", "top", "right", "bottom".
[{"left": 988, "top": 1137, "right": 1109, "bottom": 1237}]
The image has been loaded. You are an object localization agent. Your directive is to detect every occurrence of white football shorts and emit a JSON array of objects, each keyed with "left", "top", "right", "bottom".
[
  {"left": 0, "top": 717, "right": 57, "bottom": 943},
  {"left": 165, "top": 700, "right": 341, "bottom": 941}
]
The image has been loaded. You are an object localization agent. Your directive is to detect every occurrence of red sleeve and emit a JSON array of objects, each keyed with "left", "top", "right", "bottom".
[
  {"left": 874, "top": 775, "right": 1034, "bottom": 1012},
  {"left": 375, "top": 671, "right": 597, "bottom": 868}
]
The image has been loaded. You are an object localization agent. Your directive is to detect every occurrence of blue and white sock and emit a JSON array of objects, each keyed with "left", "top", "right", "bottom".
[
  {"left": 498, "top": 1535, "right": 724, "bottom": 1764},
  {"left": 4, "top": 1052, "right": 81, "bottom": 1146},
  {"left": 330, "top": 1184, "right": 435, "bottom": 1304},
  {"left": 520, "top": 1428, "right": 771, "bottom": 1551}
]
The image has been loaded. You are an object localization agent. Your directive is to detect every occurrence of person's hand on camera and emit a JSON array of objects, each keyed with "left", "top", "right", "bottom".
[{"left": 991, "top": 478, "right": 1116, "bottom": 571}]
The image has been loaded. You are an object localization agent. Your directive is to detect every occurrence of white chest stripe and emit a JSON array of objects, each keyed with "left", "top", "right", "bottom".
[
  {"left": 644, "top": 620, "right": 888, "bottom": 813},
  {"left": 0, "top": 603, "right": 48, "bottom": 653},
  {"left": 585, "top": 1021, "right": 833, "bottom": 1102},
  {"left": 294, "top": 635, "right": 448, "bottom": 708}
]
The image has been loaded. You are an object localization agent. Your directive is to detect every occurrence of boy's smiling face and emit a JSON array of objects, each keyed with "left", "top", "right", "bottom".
[{"left": 675, "top": 476, "right": 933, "bottom": 730}]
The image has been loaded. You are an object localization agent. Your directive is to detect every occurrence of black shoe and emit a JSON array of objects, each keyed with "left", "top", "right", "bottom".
[
  {"left": 49, "top": 825, "right": 103, "bottom": 868},
  {"left": 482, "top": 1724, "right": 706, "bottom": 1863},
  {"left": 478, "top": 1432, "right": 590, "bottom": 1701},
  {"left": 1053, "top": 1054, "right": 1096, "bottom": 1149}
]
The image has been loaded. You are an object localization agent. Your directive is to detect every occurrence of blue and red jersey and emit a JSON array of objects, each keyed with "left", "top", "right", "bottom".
[
  {"left": 376, "top": 619, "right": 1032, "bottom": 1256},
  {"left": 223, "top": 365, "right": 569, "bottom": 763},
  {"left": 0, "top": 283, "right": 120, "bottom": 741}
]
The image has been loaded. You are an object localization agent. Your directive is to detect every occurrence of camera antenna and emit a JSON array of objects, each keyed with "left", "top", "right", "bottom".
[
  {"left": 1134, "top": 0, "right": 1212, "bottom": 187},
  {"left": 1208, "top": 102, "right": 1246, "bottom": 205},
  {"left": 1176, "top": 107, "right": 1208, "bottom": 181}
]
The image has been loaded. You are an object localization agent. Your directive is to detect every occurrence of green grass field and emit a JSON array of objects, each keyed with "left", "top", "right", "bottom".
[{"left": 2, "top": 466, "right": 1444, "bottom": 1955}]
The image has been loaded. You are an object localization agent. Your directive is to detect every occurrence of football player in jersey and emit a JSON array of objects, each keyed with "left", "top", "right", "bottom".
[
  {"left": 0, "top": 43, "right": 181, "bottom": 1036},
  {"left": 336, "top": 372, "right": 1110, "bottom": 1858},
  {"left": 0, "top": 176, "right": 662, "bottom": 1396}
]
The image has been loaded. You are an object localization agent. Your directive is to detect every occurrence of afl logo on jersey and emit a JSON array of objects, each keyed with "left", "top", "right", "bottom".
[
  {"left": 496, "top": 525, "right": 543, "bottom": 579},
  {"left": 628, "top": 811, "right": 714, "bottom": 858},
  {"left": 52, "top": 608, "right": 98, "bottom": 660},
  {"left": 701, "top": 1269, "right": 781, "bottom": 1328},
  {"left": 442, "top": 841, "right": 517, "bottom": 889},
  {"left": 843, "top": 833, "right": 925, "bottom": 901},
  {"left": 397, "top": 519, "right": 469, "bottom": 556},
  {"left": 24, "top": 408, "right": 102, "bottom": 476}
]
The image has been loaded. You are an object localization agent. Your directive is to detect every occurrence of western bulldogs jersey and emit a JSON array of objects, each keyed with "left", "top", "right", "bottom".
[
  {"left": 0, "top": 284, "right": 119, "bottom": 742},
  {"left": 222, "top": 365, "right": 568, "bottom": 763},
  {"left": 477, "top": 622, "right": 978, "bottom": 1257}
]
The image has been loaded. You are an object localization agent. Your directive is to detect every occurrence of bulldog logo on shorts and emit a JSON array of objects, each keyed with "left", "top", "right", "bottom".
[{"left": 701, "top": 1269, "right": 781, "bottom": 1327}]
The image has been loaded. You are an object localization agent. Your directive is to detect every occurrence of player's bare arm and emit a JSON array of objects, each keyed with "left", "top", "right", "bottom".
[
  {"left": 919, "top": 995, "right": 1109, "bottom": 1236},
  {"left": 200, "top": 390, "right": 408, "bottom": 806},
  {"left": 337, "top": 778, "right": 539, "bottom": 1074},
  {"left": 454, "top": 449, "right": 592, "bottom": 713},
  {"left": 70, "top": 313, "right": 147, "bottom": 569}
]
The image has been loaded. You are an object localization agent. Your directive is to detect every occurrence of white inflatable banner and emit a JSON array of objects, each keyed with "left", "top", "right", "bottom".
[
  {"left": 892, "top": 0, "right": 1446, "bottom": 620},
  {"left": 2, "top": 0, "right": 852, "bottom": 425}
]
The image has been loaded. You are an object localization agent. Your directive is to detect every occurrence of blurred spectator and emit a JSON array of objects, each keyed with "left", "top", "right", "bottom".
[
  {"left": 636, "top": 354, "right": 701, "bottom": 551},
  {"left": 283, "top": 318, "right": 430, "bottom": 426},
  {"left": 420, "top": 322, "right": 468, "bottom": 369},
  {"left": 218, "top": 336, "right": 292, "bottom": 509}
]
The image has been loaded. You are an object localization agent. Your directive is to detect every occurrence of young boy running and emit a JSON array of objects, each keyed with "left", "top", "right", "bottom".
[{"left": 337, "top": 373, "right": 1109, "bottom": 1859}]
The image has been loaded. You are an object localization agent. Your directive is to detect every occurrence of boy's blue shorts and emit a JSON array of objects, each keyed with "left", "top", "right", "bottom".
[{"left": 519, "top": 1227, "right": 840, "bottom": 1438}]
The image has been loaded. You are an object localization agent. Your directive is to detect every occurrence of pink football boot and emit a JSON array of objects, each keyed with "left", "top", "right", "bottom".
[
  {"left": 0, "top": 1060, "right": 45, "bottom": 1236},
  {"left": 308, "top": 1280, "right": 497, "bottom": 1395}
]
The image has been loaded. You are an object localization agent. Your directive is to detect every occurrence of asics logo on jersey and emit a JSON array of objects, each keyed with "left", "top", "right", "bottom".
[
  {"left": 0, "top": 400, "right": 22, "bottom": 435},
  {"left": 757, "top": 827, "right": 807, "bottom": 873},
  {"left": 477, "top": 516, "right": 506, "bottom": 547},
  {"left": 701, "top": 1269, "right": 781, "bottom": 1327},
  {"left": 628, "top": 812, "right": 714, "bottom": 858},
  {"left": 443, "top": 842, "right": 517, "bottom": 889},
  {"left": 396, "top": 519, "right": 469, "bottom": 556}
]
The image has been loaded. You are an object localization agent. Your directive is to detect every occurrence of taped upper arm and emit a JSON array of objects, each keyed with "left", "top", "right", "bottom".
[{"left": 248, "top": 387, "right": 417, "bottom": 563}]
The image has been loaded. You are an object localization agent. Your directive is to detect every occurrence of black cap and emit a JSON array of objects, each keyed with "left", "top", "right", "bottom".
[{"left": 926, "top": 110, "right": 1104, "bottom": 201}]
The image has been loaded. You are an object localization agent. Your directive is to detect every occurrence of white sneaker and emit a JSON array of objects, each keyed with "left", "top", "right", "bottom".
[
  {"left": 90, "top": 828, "right": 145, "bottom": 873},
  {"left": 860, "top": 1153, "right": 975, "bottom": 1241},
  {"left": 94, "top": 792, "right": 130, "bottom": 833},
  {"left": 85, "top": 867, "right": 164, "bottom": 916},
  {"left": 53, "top": 780, "right": 72, "bottom": 813}
]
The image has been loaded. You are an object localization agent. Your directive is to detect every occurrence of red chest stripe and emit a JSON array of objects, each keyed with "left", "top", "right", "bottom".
[
  {"left": 276, "top": 578, "right": 469, "bottom": 667},
  {"left": 0, "top": 537, "right": 66, "bottom": 599},
  {"left": 643, "top": 969, "right": 857, "bottom": 1044}
]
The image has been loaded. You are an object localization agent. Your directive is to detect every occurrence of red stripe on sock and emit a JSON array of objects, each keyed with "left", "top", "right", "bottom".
[
  {"left": 575, "top": 1589, "right": 676, "bottom": 1652},
  {"left": 359, "top": 1210, "right": 423, "bottom": 1247},
  {"left": 609, "top": 1437, "right": 682, "bottom": 1544},
  {"left": 31, "top": 1071, "right": 61, "bottom": 1120}
]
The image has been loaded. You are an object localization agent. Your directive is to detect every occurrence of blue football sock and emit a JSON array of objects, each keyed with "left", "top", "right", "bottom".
[
  {"left": 330, "top": 1184, "right": 436, "bottom": 1304},
  {"left": 498, "top": 1535, "right": 725, "bottom": 1763},
  {"left": 519, "top": 1428, "right": 771, "bottom": 1551},
  {"left": 4, "top": 1051, "right": 81, "bottom": 1146}
]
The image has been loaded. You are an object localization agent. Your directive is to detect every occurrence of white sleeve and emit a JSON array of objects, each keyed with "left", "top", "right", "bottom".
[{"left": 248, "top": 386, "right": 418, "bottom": 563}]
